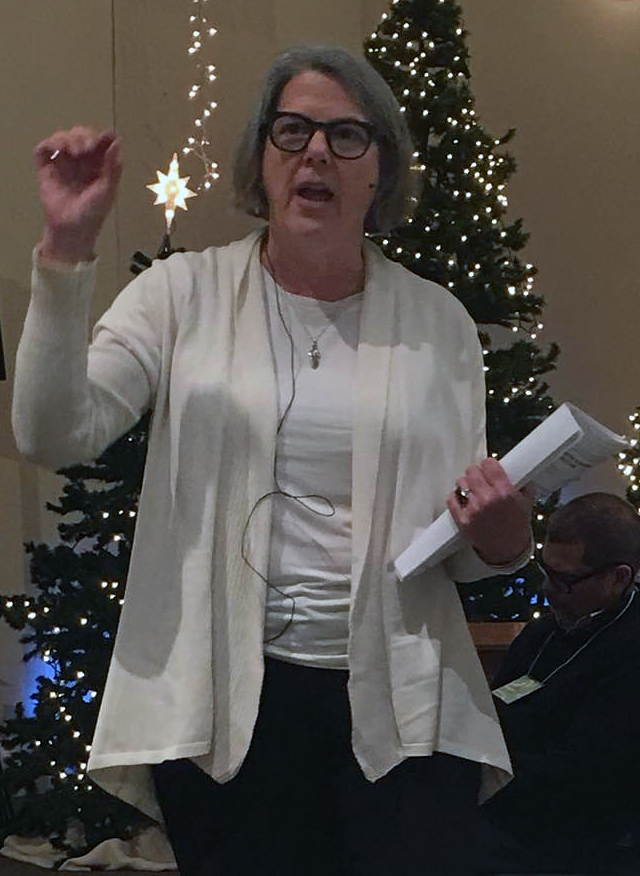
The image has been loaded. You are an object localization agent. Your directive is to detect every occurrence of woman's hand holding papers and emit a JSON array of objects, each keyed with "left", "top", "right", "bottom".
[{"left": 447, "top": 458, "right": 533, "bottom": 567}]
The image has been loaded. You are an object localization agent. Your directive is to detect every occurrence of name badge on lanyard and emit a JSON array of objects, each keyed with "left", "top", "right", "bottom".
[{"left": 492, "top": 675, "right": 543, "bottom": 704}]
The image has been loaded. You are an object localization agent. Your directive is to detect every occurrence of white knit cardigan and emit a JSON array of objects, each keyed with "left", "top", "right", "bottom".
[{"left": 13, "top": 230, "right": 518, "bottom": 821}]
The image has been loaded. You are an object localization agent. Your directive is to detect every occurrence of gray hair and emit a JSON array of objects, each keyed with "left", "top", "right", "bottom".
[{"left": 233, "top": 45, "right": 416, "bottom": 233}]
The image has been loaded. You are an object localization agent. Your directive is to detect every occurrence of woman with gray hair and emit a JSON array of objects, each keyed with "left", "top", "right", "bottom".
[{"left": 15, "top": 45, "right": 531, "bottom": 875}]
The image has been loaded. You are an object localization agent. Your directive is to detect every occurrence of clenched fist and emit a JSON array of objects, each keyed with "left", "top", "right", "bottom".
[{"left": 34, "top": 126, "right": 123, "bottom": 264}]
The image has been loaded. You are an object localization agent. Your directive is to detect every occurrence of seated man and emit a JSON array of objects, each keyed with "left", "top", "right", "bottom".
[{"left": 476, "top": 492, "right": 640, "bottom": 875}]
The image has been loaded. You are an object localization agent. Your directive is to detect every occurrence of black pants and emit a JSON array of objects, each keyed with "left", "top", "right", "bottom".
[
  {"left": 152, "top": 657, "right": 480, "bottom": 876},
  {"left": 474, "top": 810, "right": 640, "bottom": 875}
]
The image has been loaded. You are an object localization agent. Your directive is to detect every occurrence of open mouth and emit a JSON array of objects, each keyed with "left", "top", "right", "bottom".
[{"left": 295, "top": 184, "right": 334, "bottom": 203}]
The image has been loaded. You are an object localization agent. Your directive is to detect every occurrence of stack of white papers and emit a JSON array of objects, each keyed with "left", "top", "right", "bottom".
[{"left": 394, "top": 403, "right": 629, "bottom": 581}]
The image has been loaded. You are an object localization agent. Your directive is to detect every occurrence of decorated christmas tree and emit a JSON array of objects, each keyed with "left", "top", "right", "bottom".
[
  {"left": 0, "top": 416, "right": 154, "bottom": 853},
  {"left": 364, "top": 0, "right": 559, "bottom": 620}
]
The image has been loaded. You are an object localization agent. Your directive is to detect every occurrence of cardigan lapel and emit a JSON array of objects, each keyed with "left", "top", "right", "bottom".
[
  {"left": 351, "top": 243, "right": 395, "bottom": 592},
  {"left": 230, "top": 232, "right": 279, "bottom": 567}
]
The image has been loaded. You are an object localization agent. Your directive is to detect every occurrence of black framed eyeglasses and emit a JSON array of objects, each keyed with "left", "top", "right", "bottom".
[
  {"left": 535, "top": 554, "right": 633, "bottom": 595},
  {"left": 267, "top": 112, "right": 376, "bottom": 159}
]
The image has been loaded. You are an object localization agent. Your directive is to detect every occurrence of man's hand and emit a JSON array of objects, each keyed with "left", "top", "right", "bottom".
[{"left": 446, "top": 457, "right": 533, "bottom": 566}]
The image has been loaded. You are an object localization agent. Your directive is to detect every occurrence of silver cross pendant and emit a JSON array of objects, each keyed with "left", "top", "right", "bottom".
[{"left": 308, "top": 340, "right": 321, "bottom": 370}]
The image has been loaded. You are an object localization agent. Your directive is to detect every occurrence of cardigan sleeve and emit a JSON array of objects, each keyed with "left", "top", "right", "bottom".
[
  {"left": 12, "top": 251, "right": 175, "bottom": 471},
  {"left": 442, "top": 313, "right": 531, "bottom": 582}
]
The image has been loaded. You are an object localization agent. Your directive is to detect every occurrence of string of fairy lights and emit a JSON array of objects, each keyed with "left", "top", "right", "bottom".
[
  {"left": 1, "top": 489, "right": 141, "bottom": 790},
  {"left": 147, "top": 0, "right": 219, "bottom": 233},
  {"left": 183, "top": 0, "right": 219, "bottom": 190},
  {"left": 618, "top": 412, "right": 640, "bottom": 504},
  {"left": 2, "top": 561, "right": 128, "bottom": 791}
]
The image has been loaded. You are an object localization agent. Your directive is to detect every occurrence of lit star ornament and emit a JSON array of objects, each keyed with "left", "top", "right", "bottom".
[{"left": 147, "top": 153, "right": 196, "bottom": 232}]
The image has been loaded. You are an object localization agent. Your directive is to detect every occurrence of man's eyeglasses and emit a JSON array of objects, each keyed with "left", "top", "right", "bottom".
[
  {"left": 266, "top": 112, "right": 376, "bottom": 160},
  {"left": 535, "top": 555, "right": 633, "bottom": 595}
]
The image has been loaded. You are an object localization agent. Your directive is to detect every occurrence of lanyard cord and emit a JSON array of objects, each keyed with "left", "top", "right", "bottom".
[{"left": 527, "top": 588, "right": 636, "bottom": 685}]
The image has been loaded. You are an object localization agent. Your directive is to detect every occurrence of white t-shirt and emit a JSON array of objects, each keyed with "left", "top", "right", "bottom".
[{"left": 261, "top": 267, "right": 363, "bottom": 668}]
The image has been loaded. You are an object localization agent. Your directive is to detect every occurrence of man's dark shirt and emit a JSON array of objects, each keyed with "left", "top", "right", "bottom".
[{"left": 483, "top": 588, "right": 640, "bottom": 860}]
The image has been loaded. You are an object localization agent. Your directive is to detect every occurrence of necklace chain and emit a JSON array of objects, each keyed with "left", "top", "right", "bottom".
[
  {"left": 281, "top": 295, "right": 332, "bottom": 369},
  {"left": 261, "top": 238, "right": 362, "bottom": 370}
]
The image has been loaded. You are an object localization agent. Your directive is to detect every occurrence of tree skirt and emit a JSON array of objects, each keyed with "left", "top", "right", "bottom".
[{"left": 1, "top": 826, "right": 177, "bottom": 870}]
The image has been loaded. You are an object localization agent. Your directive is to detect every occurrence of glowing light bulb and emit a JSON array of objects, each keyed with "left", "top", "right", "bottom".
[{"left": 147, "top": 153, "right": 196, "bottom": 232}]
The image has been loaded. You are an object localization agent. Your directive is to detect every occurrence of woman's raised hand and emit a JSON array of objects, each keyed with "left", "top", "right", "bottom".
[{"left": 34, "top": 127, "right": 123, "bottom": 263}]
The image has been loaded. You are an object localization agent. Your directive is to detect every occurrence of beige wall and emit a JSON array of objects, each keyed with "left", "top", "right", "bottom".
[
  {"left": 1, "top": 0, "right": 640, "bottom": 689},
  {"left": 461, "top": 0, "right": 640, "bottom": 494}
]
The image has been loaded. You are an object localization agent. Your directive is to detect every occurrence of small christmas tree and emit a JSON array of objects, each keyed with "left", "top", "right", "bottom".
[
  {"left": 0, "top": 416, "right": 152, "bottom": 852},
  {"left": 365, "top": 0, "right": 559, "bottom": 619}
]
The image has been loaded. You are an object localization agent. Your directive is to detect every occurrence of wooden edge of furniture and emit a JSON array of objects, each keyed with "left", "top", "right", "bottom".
[{"left": 468, "top": 621, "right": 526, "bottom": 681}]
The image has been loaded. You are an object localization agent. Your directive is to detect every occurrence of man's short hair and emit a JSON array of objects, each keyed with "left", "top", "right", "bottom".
[{"left": 547, "top": 492, "right": 640, "bottom": 572}]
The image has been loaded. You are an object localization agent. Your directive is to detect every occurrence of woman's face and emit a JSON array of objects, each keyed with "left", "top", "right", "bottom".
[{"left": 261, "top": 70, "right": 379, "bottom": 243}]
